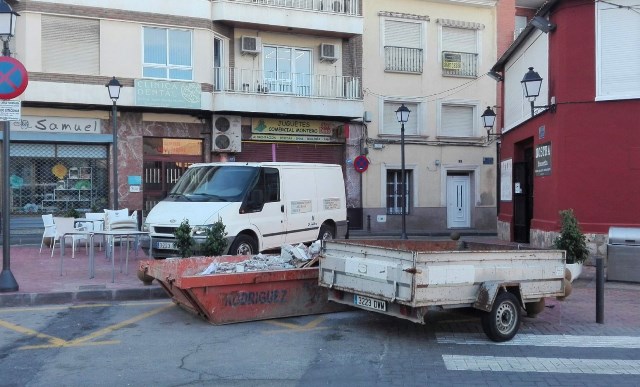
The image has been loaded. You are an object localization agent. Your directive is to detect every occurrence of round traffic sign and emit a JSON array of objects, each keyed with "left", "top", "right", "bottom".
[
  {"left": 0, "top": 56, "right": 28, "bottom": 100},
  {"left": 353, "top": 155, "right": 369, "bottom": 173}
]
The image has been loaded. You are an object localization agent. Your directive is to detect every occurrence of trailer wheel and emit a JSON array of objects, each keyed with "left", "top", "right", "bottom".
[
  {"left": 318, "top": 224, "right": 335, "bottom": 240},
  {"left": 481, "top": 292, "right": 521, "bottom": 342},
  {"left": 229, "top": 235, "right": 257, "bottom": 256}
]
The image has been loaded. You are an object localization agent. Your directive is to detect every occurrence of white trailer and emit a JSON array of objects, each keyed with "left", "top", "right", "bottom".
[{"left": 318, "top": 239, "right": 567, "bottom": 342}]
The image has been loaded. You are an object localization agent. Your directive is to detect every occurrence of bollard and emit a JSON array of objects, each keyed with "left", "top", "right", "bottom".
[{"left": 596, "top": 257, "right": 604, "bottom": 324}]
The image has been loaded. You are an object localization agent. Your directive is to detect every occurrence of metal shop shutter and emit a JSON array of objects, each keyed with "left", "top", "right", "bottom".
[{"left": 236, "top": 142, "right": 344, "bottom": 165}]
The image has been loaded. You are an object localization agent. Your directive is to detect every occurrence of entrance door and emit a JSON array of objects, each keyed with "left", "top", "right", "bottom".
[
  {"left": 447, "top": 174, "right": 470, "bottom": 228},
  {"left": 513, "top": 148, "right": 534, "bottom": 243}
]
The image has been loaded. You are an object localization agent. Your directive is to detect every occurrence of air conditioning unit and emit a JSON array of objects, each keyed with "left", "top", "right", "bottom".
[
  {"left": 320, "top": 43, "right": 339, "bottom": 62},
  {"left": 212, "top": 115, "right": 242, "bottom": 153},
  {"left": 241, "top": 36, "right": 261, "bottom": 55},
  {"left": 442, "top": 52, "right": 462, "bottom": 70}
]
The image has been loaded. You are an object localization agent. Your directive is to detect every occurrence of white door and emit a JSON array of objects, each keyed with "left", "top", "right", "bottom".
[{"left": 447, "top": 175, "right": 470, "bottom": 228}]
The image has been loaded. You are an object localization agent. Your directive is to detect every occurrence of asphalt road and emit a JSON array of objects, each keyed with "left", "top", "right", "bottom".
[{"left": 1, "top": 300, "right": 639, "bottom": 387}]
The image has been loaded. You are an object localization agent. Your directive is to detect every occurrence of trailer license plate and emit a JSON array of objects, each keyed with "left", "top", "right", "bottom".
[
  {"left": 354, "top": 295, "right": 386, "bottom": 312},
  {"left": 156, "top": 241, "right": 175, "bottom": 250}
]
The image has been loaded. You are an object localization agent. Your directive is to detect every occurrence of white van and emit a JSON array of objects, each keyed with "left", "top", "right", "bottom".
[{"left": 142, "top": 162, "right": 348, "bottom": 258}]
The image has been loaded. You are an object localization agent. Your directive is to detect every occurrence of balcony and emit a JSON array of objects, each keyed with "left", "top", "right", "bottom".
[
  {"left": 384, "top": 46, "right": 424, "bottom": 74},
  {"left": 211, "top": 0, "right": 362, "bottom": 37},
  {"left": 213, "top": 67, "right": 363, "bottom": 118},
  {"left": 441, "top": 51, "right": 479, "bottom": 78}
]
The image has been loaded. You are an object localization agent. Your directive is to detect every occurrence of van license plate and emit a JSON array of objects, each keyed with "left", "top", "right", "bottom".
[
  {"left": 156, "top": 241, "right": 175, "bottom": 250},
  {"left": 354, "top": 295, "right": 386, "bottom": 312}
]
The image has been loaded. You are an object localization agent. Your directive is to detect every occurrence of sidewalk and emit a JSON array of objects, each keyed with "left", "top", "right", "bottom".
[{"left": 0, "top": 243, "right": 167, "bottom": 307}]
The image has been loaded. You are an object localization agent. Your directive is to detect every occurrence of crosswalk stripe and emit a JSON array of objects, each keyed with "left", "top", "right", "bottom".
[
  {"left": 437, "top": 333, "right": 640, "bottom": 348},
  {"left": 443, "top": 355, "right": 640, "bottom": 374}
]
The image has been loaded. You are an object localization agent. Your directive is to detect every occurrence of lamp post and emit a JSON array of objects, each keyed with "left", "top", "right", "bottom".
[
  {"left": 0, "top": 0, "right": 19, "bottom": 292},
  {"left": 395, "top": 104, "right": 410, "bottom": 240},
  {"left": 106, "top": 77, "right": 122, "bottom": 210},
  {"left": 481, "top": 106, "right": 497, "bottom": 138},
  {"left": 521, "top": 67, "right": 556, "bottom": 116}
]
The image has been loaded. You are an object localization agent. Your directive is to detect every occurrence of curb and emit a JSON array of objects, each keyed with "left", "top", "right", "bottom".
[{"left": 0, "top": 286, "right": 169, "bottom": 307}]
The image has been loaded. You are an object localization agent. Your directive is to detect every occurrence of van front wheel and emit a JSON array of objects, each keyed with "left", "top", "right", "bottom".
[
  {"left": 229, "top": 235, "right": 257, "bottom": 256},
  {"left": 318, "top": 224, "right": 335, "bottom": 240}
]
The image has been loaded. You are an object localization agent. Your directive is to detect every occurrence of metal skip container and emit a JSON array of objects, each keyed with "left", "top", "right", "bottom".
[
  {"left": 138, "top": 256, "right": 349, "bottom": 324},
  {"left": 607, "top": 227, "right": 640, "bottom": 283}
]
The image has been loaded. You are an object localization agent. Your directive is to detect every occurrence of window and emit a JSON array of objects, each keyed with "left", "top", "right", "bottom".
[
  {"left": 381, "top": 101, "right": 419, "bottom": 135},
  {"left": 42, "top": 15, "right": 99, "bottom": 75},
  {"left": 384, "top": 19, "right": 423, "bottom": 73},
  {"left": 441, "top": 26, "right": 479, "bottom": 77},
  {"left": 263, "top": 45, "right": 312, "bottom": 95},
  {"left": 596, "top": 0, "right": 640, "bottom": 100},
  {"left": 143, "top": 27, "right": 193, "bottom": 80},
  {"left": 439, "top": 102, "right": 478, "bottom": 137},
  {"left": 386, "top": 169, "right": 412, "bottom": 215}
]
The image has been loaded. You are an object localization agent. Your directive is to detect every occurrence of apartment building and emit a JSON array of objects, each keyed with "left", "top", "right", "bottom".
[
  {"left": 353, "top": 0, "right": 499, "bottom": 234},
  {"left": 9, "top": 0, "right": 363, "bottom": 219}
]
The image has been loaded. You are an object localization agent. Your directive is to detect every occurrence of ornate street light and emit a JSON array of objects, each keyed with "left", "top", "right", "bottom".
[
  {"left": 521, "top": 67, "right": 556, "bottom": 117},
  {"left": 481, "top": 106, "right": 499, "bottom": 139},
  {"left": 106, "top": 77, "right": 122, "bottom": 210},
  {"left": 395, "top": 103, "right": 410, "bottom": 240}
]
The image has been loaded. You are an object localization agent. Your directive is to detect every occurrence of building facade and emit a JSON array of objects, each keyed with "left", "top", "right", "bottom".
[
  {"left": 9, "top": 0, "right": 363, "bottom": 221},
  {"left": 355, "top": 0, "right": 498, "bottom": 234},
  {"left": 491, "top": 0, "right": 640, "bottom": 257}
]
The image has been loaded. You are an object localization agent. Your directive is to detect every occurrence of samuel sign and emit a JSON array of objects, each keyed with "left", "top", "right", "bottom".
[
  {"left": 535, "top": 142, "right": 552, "bottom": 176},
  {"left": 11, "top": 116, "right": 101, "bottom": 133}
]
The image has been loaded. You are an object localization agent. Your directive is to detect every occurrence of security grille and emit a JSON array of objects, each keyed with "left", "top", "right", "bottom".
[{"left": 7, "top": 143, "right": 109, "bottom": 216}]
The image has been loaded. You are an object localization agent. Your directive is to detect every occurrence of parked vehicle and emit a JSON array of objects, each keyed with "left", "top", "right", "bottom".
[
  {"left": 142, "top": 162, "right": 348, "bottom": 258},
  {"left": 318, "top": 239, "right": 566, "bottom": 342}
]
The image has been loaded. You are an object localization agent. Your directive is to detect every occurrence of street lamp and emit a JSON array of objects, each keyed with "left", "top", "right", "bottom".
[
  {"left": 0, "top": 0, "right": 19, "bottom": 292},
  {"left": 395, "top": 103, "right": 410, "bottom": 240},
  {"left": 521, "top": 67, "right": 556, "bottom": 117},
  {"left": 481, "top": 106, "right": 499, "bottom": 139},
  {"left": 106, "top": 76, "right": 122, "bottom": 210}
]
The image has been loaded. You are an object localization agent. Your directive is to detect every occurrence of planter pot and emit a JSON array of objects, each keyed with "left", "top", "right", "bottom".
[{"left": 566, "top": 263, "right": 583, "bottom": 283}]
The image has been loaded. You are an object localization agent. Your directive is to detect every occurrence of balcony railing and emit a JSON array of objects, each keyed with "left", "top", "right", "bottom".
[
  {"left": 214, "top": 0, "right": 361, "bottom": 16},
  {"left": 441, "top": 51, "right": 478, "bottom": 78},
  {"left": 214, "top": 67, "right": 361, "bottom": 99},
  {"left": 384, "top": 46, "right": 423, "bottom": 74}
]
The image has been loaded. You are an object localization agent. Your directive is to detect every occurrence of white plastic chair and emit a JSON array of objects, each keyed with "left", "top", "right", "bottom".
[
  {"left": 104, "top": 209, "right": 139, "bottom": 257},
  {"left": 52, "top": 217, "right": 89, "bottom": 259},
  {"left": 40, "top": 214, "right": 56, "bottom": 255},
  {"left": 84, "top": 212, "right": 106, "bottom": 250}
]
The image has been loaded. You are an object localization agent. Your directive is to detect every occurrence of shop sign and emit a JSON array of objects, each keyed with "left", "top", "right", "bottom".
[
  {"left": 251, "top": 118, "right": 345, "bottom": 143},
  {"left": 11, "top": 115, "right": 101, "bottom": 133},
  {"left": 534, "top": 142, "right": 552, "bottom": 176},
  {"left": 135, "top": 79, "right": 201, "bottom": 109},
  {"left": 501, "top": 159, "right": 512, "bottom": 201}
]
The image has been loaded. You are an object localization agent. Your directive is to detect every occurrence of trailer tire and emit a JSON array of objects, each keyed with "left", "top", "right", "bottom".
[
  {"left": 318, "top": 224, "right": 335, "bottom": 241},
  {"left": 481, "top": 292, "right": 521, "bottom": 342},
  {"left": 229, "top": 234, "right": 258, "bottom": 256}
]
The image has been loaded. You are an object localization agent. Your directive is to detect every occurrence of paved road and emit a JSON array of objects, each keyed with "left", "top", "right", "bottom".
[{"left": 0, "top": 296, "right": 639, "bottom": 387}]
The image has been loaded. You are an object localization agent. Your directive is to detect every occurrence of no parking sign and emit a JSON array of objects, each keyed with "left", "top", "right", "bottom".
[
  {"left": 0, "top": 56, "right": 28, "bottom": 100},
  {"left": 353, "top": 155, "right": 369, "bottom": 173}
]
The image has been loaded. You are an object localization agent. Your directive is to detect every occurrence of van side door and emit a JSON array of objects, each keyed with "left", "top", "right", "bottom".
[
  {"left": 245, "top": 167, "right": 286, "bottom": 250},
  {"left": 280, "top": 167, "right": 318, "bottom": 244}
]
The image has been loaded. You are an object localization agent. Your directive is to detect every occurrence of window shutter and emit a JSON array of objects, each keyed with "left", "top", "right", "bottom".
[
  {"left": 42, "top": 15, "right": 99, "bottom": 75},
  {"left": 442, "top": 27, "right": 476, "bottom": 53},
  {"left": 441, "top": 105, "right": 474, "bottom": 137},
  {"left": 385, "top": 20, "right": 421, "bottom": 48},
  {"left": 383, "top": 102, "right": 418, "bottom": 135},
  {"left": 598, "top": 1, "right": 640, "bottom": 97}
]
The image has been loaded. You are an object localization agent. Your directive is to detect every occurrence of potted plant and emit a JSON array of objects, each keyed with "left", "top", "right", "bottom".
[{"left": 553, "top": 209, "right": 589, "bottom": 282}]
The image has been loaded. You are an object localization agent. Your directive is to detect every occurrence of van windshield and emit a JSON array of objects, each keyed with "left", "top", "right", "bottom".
[{"left": 168, "top": 166, "right": 258, "bottom": 202}]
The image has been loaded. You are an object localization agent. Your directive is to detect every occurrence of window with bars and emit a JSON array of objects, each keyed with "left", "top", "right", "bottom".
[
  {"left": 441, "top": 27, "right": 478, "bottom": 77},
  {"left": 383, "top": 19, "right": 423, "bottom": 73},
  {"left": 143, "top": 27, "right": 193, "bottom": 80},
  {"left": 386, "top": 169, "right": 411, "bottom": 215}
]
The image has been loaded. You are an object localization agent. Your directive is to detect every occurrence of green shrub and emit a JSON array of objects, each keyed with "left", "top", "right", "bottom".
[
  {"left": 200, "top": 218, "right": 228, "bottom": 257},
  {"left": 63, "top": 208, "right": 81, "bottom": 218},
  {"left": 553, "top": 209, "right": 589, "bottom": 264},
  {"left": 174, "top": 219, "right": 195, "bottom": 258}
]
